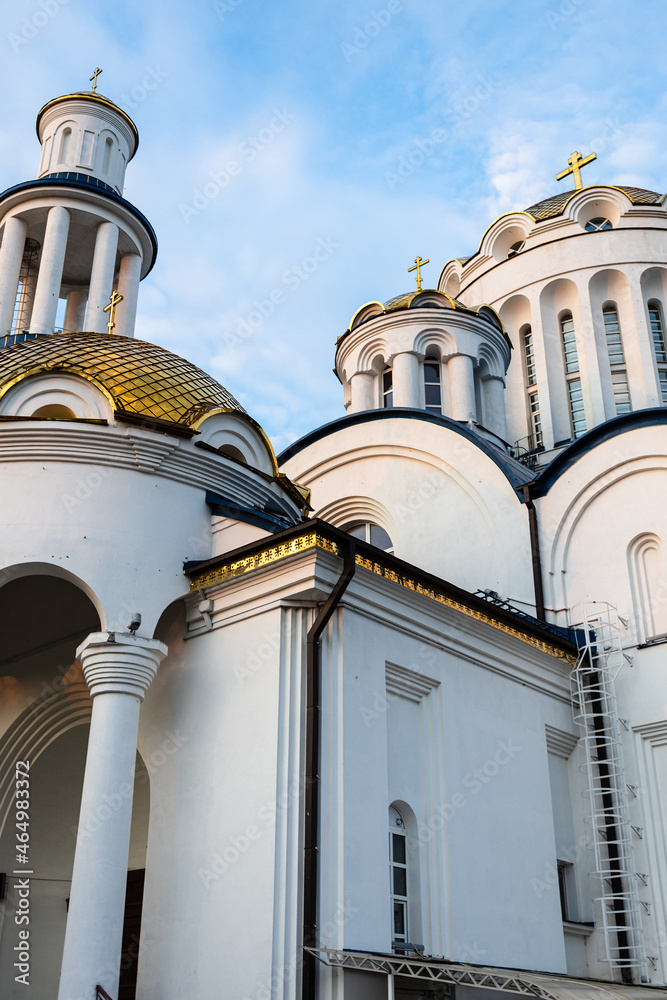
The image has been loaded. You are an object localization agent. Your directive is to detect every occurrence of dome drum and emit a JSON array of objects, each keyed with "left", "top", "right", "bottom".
[{"left": 337, "top": 295, "right": 510, "bottom": 442}]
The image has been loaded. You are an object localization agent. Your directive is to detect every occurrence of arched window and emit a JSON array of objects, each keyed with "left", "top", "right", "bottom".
[
  {"left": 31, "top": 404, "right": 76, "bottom": 419},
  {"left": 507, "top": 240, "right": 525, "bottom": 258},
  {"left": 523, "top": 326, "right": 543, "bottom": 449},
  {"left": 382, "top": 366, "right": 393, "bottom": 408},
  {"left": 648, "top": 301, "right": 667, "bottom": 404},
  {"left": 561, "top": 314, "right": 586, "bottom": 438},
  {"left": 343, "top": 522, "right": 393, "bottom": 553},
  {"left": 389, "top": 806, "right": 408, "bottom": 948},
  {"left": 59, "top": 127, "right": 72, "bottom": 166},
  {"left": 603, "top": 305, "right": 631, "bottom": 415},
  {"left": 102, "top": 136, "right": 114, "bottom": 176},
  {"left": 585, "top": 217, "right": 613, "bottom": 232},
  {"left": 423, "top": 356, "right": 442, "bottom": 414}
]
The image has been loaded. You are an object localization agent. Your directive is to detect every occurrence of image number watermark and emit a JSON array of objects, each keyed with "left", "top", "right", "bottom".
[{"left": 14, "top": 760, "right": 32, "bottom": 986}]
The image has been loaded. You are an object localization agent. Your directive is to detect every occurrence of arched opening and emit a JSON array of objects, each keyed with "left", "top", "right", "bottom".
[
  {"left": 31, "top": 403, "right": 77, "bottom": 419},
  {"left": 0, "top": 575, "right": 155, "bottom": 998},
  {"left": 0, "top": 575, "right": 100, "bottom": 994},
  {"left": 218, "top": 444, "right": 248, "bottom": 464}
]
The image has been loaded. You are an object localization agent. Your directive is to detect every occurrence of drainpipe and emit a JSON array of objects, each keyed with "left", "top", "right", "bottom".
[
  {"left": 302, "top": 538, "right": 356, "bottom": 1000},
  {"left": 521, "top": 486, "right": 546, "bottom": 621}
]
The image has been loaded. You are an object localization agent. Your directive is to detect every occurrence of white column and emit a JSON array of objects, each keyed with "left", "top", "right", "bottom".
[
  {"left": 0, "top": 216, "right": 27, "bottom": 336},
  {"left": 30, "top": 206, "right": 70, "bottom": 335},
  {"left": 349, "top": 371, "right": 375, "bottom": 412},
  {"left": 482, "top": 375, "right": 508, "bottom": 441},
  {"left": 392, "top": 352, "right": 420, "bottom": 407},
  {"left": 448, "top": 353, "right": 477, "bottom": 421},
  {"left": 57, "top": 632, "right": 167, "bottom": 1000},
  {"left": 63, "top": 288, "right": 88, "bottom": 332},
  {"left": 114, "top": 252, "right": 142, "bottom": 338},
  {"left": 85, "top": 222, "right": 119, "bottom": 334}
]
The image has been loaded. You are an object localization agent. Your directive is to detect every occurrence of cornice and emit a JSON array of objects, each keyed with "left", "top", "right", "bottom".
[
  {"left": 335, "top": 304, "right": 509, "bottom": 373},
  {"left": 187, "top": 519, "right": 577, "bottom": 666},
  {"left": 0, "top": 422, "right": 302, "bottom": 520}
]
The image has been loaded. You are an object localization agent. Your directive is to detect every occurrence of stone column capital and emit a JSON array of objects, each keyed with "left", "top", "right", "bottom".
[{"left": 76, "top": 631, "right": 167, "bottom": 701}]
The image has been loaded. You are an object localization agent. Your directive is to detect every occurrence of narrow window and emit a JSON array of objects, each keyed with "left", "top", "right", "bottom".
[
  {"left": 561, "top": 314, "right": 586, "bottom": 437},
  {"left": 649, "top": 303, "right": 667, "bottom": 403},
  {"left": 603, "top": 305, "right": 631, "bottom": 415},
  {"left": 59, "top": 127, "right": 72, "bottom": 166},
  {"left": 567, "top": 378, "right": 586, "bottom": 438},
  {"left": 557, "top": 861, "right": 574, "bottom": 921},
  {"left": 389, "top": 806, "right": 408, "bottom": 947},
  {"left": 382, "top": 366, "right": 393, "bottom": 408},
  {"left": 102, "top": 136, "right": 114, "bottom": 175},
  {"left": 424, "top": 356, "right": 442, "bottom": 414},
  {"left": 523, "top": 327, "right": 543, "bottom": 449},
  {"left": 529, "top": 392, "right": 543, "bottom": 449}
]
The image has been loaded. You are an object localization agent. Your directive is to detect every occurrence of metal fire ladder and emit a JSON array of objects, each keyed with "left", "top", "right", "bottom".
[{"left": 569, "top": 603, "right": 646, "bottom": 976}]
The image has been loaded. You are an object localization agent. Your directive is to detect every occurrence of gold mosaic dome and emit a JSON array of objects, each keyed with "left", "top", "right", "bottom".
[{"left": 0, "top": 332, "right": 244, "bottom": 430}]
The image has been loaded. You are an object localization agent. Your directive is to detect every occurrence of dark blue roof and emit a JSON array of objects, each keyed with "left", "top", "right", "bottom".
[
  {"left": 530, "top": 408, "right": 667, "bottom": 497},
  {"left": 277, "top": 408, "right": 535, "bottom": 493}
]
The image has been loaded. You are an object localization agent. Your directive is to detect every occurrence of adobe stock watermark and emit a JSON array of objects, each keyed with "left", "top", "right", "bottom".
[
  {"left": 61, "top": 465, "right": 114, "bottom": 512},
  {"left": 530, "top": 832, "right": 593, "bottom": 898},
  {"left": 213, "top": 0, "right": 243, "bottom": 20},
  {"left": 198, "top": 774, "right": 307, "bottom": 888},
  {"left": 116, "top": 65, "right": 169, "bottom": 114},
  {"left": 8, "top": 0, "right": 69, "bottom": 52},
  {"left": 242, "top": 901, "right": 359, "bottom": 1000},
  {"left": 224, "top": 235, "right": 339, "bottom": 348},
  {"left": 413, "top": 738, "right": 522, "bottom": 845},
  {"left": 385, "top": 75, "right": 500, "bottom": 191},
  {"left": 545, "top": 0, "right": 588, "bottom": 29},
  {"left": 71, "top": 730, "right": 189, "bottom": 840},
  {"left": 179, "top": 108, "right": 297, "bottom": 223},
  {"left": 341, "top": 1, "right": 403, "bottom": 61}
]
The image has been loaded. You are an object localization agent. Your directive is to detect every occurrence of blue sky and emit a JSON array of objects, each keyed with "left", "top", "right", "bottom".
[{"left": 1, "top": 0, "right": 666, "bottom": 451}]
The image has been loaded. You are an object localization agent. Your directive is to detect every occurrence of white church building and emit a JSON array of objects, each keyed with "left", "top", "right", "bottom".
[{"left": 1, "top": 82, "right": 667, "bottom": 1000}]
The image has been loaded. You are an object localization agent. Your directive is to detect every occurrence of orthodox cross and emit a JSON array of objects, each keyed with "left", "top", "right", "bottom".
[
  {"left": 103, "top": 289, "right": 123, "bottom": 334},
  {"left": 90, "top": 67, "right": 103, "bottom": 92},
  {"left": 408, "top": 256, "right": 430, "bottom": 291},
  {"left": 556, "top": 150, "right": 596, "bottom": 190}
]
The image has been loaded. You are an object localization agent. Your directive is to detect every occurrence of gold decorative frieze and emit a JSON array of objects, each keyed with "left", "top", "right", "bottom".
[
  {"left": 355, "top": 553, "right": 577, "bottom": 665},
  {"left": 189, "top": 533, "right": 575, "bottom": 664},
  {"left": 189, "top": 532, "right": 339, "bottom": 590}
]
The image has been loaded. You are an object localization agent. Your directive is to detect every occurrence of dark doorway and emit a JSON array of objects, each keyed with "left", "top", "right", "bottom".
[{"left": 119, "top": 869, "right": 145, "bottom": 1000}]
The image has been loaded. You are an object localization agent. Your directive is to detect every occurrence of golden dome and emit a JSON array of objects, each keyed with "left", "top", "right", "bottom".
[{"left": 0, "top": 332, "right": 244, "bottom": 430}]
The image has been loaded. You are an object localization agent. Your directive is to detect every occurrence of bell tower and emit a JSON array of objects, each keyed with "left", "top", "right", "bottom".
[{"left": 0, "top": 73, "right": 157, "bottom": 346}]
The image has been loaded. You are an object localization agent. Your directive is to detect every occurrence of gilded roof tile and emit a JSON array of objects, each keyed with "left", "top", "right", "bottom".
[
  {"left": 0, "top": 332, "right": 244, "bottom": 428},
  {"left": 525, "top": 185, "right": 663, "bottom": 222}
]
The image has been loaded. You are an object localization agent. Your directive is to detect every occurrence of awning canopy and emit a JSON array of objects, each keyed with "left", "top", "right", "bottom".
[{"left": 306, "top": 948, "right": 667, "bottom": 1000}]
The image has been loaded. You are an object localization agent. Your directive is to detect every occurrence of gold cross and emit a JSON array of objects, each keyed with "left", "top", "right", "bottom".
[
  {"left": 408, "top": 256, "right": 430, "bottom": 291},
  {"left": 556, "top": 150, "right": 597, "bottom": 190},
  {"left": 90, "top": 67, "right": 103, "bottom": 92},
  {"left": 103, "top": 289, "right": 123, "bottom": 334}
]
